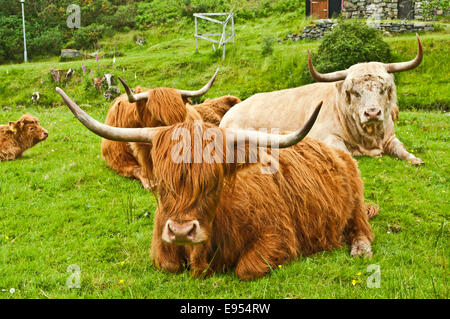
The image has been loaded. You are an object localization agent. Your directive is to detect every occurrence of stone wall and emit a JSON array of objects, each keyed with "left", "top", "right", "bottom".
[
  {"left": 342, "top": 0, "right": 400, "bottom": 20},
  {"left": 283, "top": 19, "right": 434, "bottom": 41},
  {"left": 342, "top": 0, "right": 447, "bottom": 20}
]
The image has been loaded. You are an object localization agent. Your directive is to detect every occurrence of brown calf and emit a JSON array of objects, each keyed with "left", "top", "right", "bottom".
[{"left": 0, "top": 114, "right": 48, "bottom": 161}]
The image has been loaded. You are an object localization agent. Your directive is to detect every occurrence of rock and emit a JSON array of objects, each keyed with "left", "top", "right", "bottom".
[
  {"left": 104, "top": 86, "right": 120, "bottom": 100},
  {"left": 61, "top": 49, "right": 82, "bottom": 59},
  {"left": 103, "top": 74, "right": 115, "bottom": 88},
  {"left": 135, "top": 36, "right": 146, "bottom": 46},
  {"left": 50, "top": 68, "right": 63, "bottom": 82},
  {"left": 31, "top": 92, "right": 40, "bottom": 103},
  {"left": 65, "top": 68, "right": 75, "bottom": 80}
]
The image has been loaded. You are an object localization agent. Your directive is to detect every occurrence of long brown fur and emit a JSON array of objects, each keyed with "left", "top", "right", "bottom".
[
  {"left": 0, "top": 114, "right": 48, "bottom": 161},
  {"left": 134, "top": 122, "right": 374, "bottom": 280},
  {"left": 101, "top": 87, "right": 240, "bottom": 189},
  {"left": 193, "top": 96, "right": 241, "bottom": 126}
]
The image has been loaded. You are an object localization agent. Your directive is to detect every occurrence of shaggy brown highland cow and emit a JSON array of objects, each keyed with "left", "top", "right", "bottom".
[
  {"left": 57, "top": 88, "right": 374, "bottom": 281},
  {"left": 101, "top": 71, "right": 240, "bottom": 189},
  {"left": 0, "top": 114, "right": 48, "bottom": 161}
]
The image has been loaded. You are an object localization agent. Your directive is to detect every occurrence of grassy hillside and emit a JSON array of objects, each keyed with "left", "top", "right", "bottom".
[{"left": 0, "top": 14, "right": 449, "bottom": 111}]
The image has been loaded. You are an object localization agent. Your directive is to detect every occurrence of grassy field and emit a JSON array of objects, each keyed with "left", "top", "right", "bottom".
[
  {"left": 0, "top": 13, "right": 449, "bottom": 298},
  {"left": 0, "top": 107, "right": 448, "bottom": 299}
]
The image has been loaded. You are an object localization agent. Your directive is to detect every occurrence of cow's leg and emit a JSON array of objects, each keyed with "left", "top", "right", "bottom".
[
  {"left": 323, "top": 135, "right": 349, "bottom": 153},
  {"left": 365, "top": 204, "right": 379, "bottom": 219},
  {"left": 187, "top": 244, "right": 214, "bottom": 278},
  {"left": 114, "top": 164, "right": 152, "bottom": 190},
  {"left": 346, "top": 204, "right": 374, "bottom": 258},
  {"left": 129, "top": 142, "right": 157, "bottom": 189},
  {"left": 102, "top": 140, "right": 154, "bottom": 189},
  {"left": 133, "top": 167, "right": 153, "bottom": 190},
  {"left": 384, "top": 136, "right": 423, "bottom": 165},
  {"left": 235, "top": 233, "right": 293, "bottom": 281}
]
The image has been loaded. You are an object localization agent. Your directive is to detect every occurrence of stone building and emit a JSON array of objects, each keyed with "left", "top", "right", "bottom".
[{"left": 305, "top": 0, "right": 446, "bottom": 20}]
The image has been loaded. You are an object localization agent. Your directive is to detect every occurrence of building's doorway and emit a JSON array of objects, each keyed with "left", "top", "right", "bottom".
[{"left": 310, "top": 0, "right": 329, "bottom": 19}]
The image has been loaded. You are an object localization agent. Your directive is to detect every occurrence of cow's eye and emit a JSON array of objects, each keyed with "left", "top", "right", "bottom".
[
  {"left": 29, "top": 127, "right": 34, "bottom": 131},
  {"left": 353, "top": 91, "right": 361, "bottom": 98},
  {"left": 380, "top": 89, "right": 385, "bottom": 95}
]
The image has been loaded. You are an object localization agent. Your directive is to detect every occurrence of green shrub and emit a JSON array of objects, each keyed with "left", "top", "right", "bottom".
[
  {"left": 261, "top": 36, "right": 275, "bottom": 56},
  {"left": 29, "top": 27, "right": 63, "bottom": 57},
  {"left": 73, "top": 24, "right": 113, "bottom": 50},
  {"left": 302, "top": 20, "right": 392, "bottom": 83},
  {"left": 421, "top": 0, "right": 449, "bottom": 20}
]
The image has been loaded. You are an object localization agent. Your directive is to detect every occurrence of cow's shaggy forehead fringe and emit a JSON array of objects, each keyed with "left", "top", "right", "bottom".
[
  {"left": 151, "top": 122, "right": 234, "bottom": 207},
  {"left": 110, "top": 87, "right": 187, "bottom": 127},
  {"left": 17, "top": 113, "right": 39, "bottom": 125},
  {"left": 145, "top": 87, "right": 187, "bottom": 125}
]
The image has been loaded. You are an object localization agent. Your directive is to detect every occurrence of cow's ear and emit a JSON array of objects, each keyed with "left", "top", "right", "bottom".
[{"left": 8, "top": 121, "right": 18, "bottom": 133}]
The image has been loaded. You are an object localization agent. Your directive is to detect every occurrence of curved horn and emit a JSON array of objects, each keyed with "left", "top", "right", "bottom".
[
  {"left": 177, "top": 68, "right": 219, "bottom": 98},
  {"left": 118, "top": 76, "right": 149, "bottom": 103},
  {"left": 56, "top": 87, "right": 161, "bottom": 143},
  {"left": 226, "top": 101, "right": 322, "bottom": 148},
  {"left": 384, "top": 34, "right": 423, "bottom": 73},
  {"left": 308, "top": 50, "right": 348, "bottom": 82}
]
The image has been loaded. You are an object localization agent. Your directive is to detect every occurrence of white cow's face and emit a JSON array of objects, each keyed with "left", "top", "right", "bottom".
[{"left": 341, "top": 64, "right": 396, "bottom": 135}]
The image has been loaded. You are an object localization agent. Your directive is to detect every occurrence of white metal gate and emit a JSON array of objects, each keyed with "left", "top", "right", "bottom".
[{"left": 194, "top": 12, "right": 235, "bottom": 60}]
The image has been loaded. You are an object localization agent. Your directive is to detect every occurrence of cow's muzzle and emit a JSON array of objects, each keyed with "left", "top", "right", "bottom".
[
  {"left": 162, "top": 220, "right": 203, "bottom": 245},
  {"left": 41, "top": 130, "right": 49, "bottom": 140},
  {"left": 363, "top": 108, "right": 382, "bottom": 122}
]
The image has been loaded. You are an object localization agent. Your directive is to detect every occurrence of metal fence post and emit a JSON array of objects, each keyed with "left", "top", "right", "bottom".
[{"left": 195, "top": 15, "right": 198, "bottom": 52}]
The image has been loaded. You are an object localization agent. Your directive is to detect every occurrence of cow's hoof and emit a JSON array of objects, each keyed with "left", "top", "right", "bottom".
[
  {"left": 140, "top": 178, "right": 157, "bottom": 190},
  {"left": 351, "top": 239, "right": 372, "bottom": 259},
  {"left": 366, "top": 205, "right": 379, "bottom": 219},
  {"left": 409, "top": 157, "right": 424, "bottom": 166},
  {"left": 191, "top": 266, "right": 213, "bottom": 279}
]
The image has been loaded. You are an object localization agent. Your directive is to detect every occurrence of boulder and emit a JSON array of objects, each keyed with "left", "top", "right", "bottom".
[{"left": 61, "top": 49, "right": 82, "bottom": 59}]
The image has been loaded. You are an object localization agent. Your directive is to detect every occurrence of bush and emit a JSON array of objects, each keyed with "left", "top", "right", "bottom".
[
  {"left": 261, "top": 36, "right": 275, "bottom": 56},
  {"left": 73, "top": 24, "right": 113, "bottom": 50},
  {"left": 29, "top": 27, "right": 63, "bottom": 57},
  {"left": 302, "top": 20, "right": 391, "bottom": 83}
]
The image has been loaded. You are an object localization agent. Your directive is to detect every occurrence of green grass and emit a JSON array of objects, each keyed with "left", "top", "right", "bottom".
[
  {"left": 0, "top": 13, "right": 449, "bottom": 298},
  {"left": 0, "top": 107, "right": 448, "bottom": 298}
]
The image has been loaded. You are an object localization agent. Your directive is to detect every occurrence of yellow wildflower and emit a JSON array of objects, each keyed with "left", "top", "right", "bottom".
[{"left": 352, "top": 280, "right": 357, "bottom": 286}]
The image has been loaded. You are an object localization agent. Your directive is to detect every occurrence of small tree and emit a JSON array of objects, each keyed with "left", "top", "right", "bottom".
[{"left": 302, "top": 20, "right": 391, "bottom": 83}]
